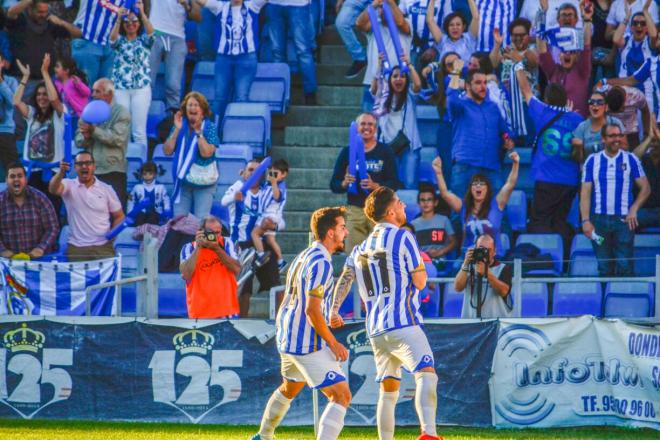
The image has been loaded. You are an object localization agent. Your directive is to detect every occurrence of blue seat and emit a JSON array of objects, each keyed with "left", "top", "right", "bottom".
[
  {"left": 58, "top": 225, "right": 70, "bottom": 254},
  {"left": 397, "top": 189, "right": 419, "bottom": 220},
  {"left": 210, "top": 201, "right": 230, "bottom": 229},
  {"left": 190, "top": 61, "right": 216, "bottom": 102},
  {"left": 127, "top": 142, "right": 147, "bottom": 186},
  {"left": 420, "top": 263, "right": 440, "bottom": 317},
  {"left": 221, "top": 103, "right": 271, "bottom": 157},
  {"left": 552, "top": 282, "right": 602, "bottom": 317},
  {"left": 516, "top": 233, "right": 564, "bottom": 275},
  {"left": 442, "top": 282, "right": 464, "bottom": 318},
  {"left": 633, "top": 234, "right": 660, "bottom": 277},
  {"left": 420, "top": 146, "right": 437, "bottom": 163},
  {"left": 147, "top": 100, "right": 167, "bottom": 141},
  {"left": 499, "top": 233, "right": 511, "bottom": 258},
  {"left": 249, "top": 63, "right": 291, "bottom": 113},
  {"left": 152, "top": 63, "right": 166, "bottom": 101},
  {"left": 604, "top": 282, "right": 654, "bottom": 318},
  {"left": 416, "top": 105, "right": 440, "bottom": 149},
  {"left": 418, "top": 161, "right": 436, "bottom": 184},
  {"left": 216, "top": 143, "right": 252, "bottom": 186},
  {"left": 114, "top": 227, "right": 140, "bottom": 274},
  {"left": 506, "top": 190, "right": 527, "bottom": 232},
  {"left": 521, "top": 282, "right": 548, "bottom": 317},
  {"left": 568, "top": 235, "right": 598, "bottom": 276},
  {"left": 152, "top": 144, "right": 174, "bottom": 193},
  {"left": 158, "top": 273, "right": 188, "bottom": 317},
  {"left": 567, "top": 195, "right": 580, "bottom": 229}
]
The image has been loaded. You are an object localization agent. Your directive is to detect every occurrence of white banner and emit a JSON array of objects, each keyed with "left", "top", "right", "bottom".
[{"left": 490, "top": 317, "right": 660, "bottom": 429}]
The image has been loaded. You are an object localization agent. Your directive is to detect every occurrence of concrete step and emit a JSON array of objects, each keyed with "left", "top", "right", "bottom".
[
  {"left": 320, "top": 45, "right": 353, "bottom": 65},
  {"left": 292, "top": 65, "right": 363, "bottom": 86},
  {"left": 287, "top": 167, "right": 334, "bottom": 189},
  {"left": 247, "top": 291, "right": 269, "bottom": 318},
  {"left": 279, "top": 231, "right": 312, "bottom": 254},
  {"left": 285, "top": 189, "right": 345, "bottom": 210},
  {"left": 291, "top": 85, "right": 363, "bottom": 106},
  {"left": 269, "top": 146, "right": 342, "bottom": 168},
  {"left": 285, "top": 126, "right": 348, "bottom": 147},
  {"left": 282, "top": 211, "right": 312, "bottom": 231},
  {"left": 273, "top": 105, "right": 361, "bottom": 128}
]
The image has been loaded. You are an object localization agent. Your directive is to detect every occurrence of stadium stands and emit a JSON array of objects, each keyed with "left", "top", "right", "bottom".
[
  {"left": 515, "top": 233, "right": 564, "bottom": 275},
  {"left": 604, "top": 282, "right": 654, "bottom": 318},
  {"left": 553, "top": 282, "right": 602, "bottom": 317},
  {"left": 220, "top": 102, "right": 271, "bottom": 157}
]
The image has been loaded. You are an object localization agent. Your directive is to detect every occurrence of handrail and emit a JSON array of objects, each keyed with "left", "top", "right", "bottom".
[{"left": 85, "top": 275, "right": 147, "bottom": 317}]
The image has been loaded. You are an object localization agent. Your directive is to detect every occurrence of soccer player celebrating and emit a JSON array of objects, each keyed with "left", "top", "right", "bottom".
[
  {"left": 252, "top": 207, "right": 352, "bottom": 440},
  {"left": 330, "top": 187, "right": 440, "bottom": 440}
]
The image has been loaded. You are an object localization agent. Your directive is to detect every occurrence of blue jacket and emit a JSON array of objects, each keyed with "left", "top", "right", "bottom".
[{"left": 0, "top": 75, "right": 18, "bottom": 133}]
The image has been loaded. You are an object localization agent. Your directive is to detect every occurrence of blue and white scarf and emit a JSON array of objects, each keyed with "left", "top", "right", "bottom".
[{"left": 171, "top": 119, "right": 207, "bottom": 203}]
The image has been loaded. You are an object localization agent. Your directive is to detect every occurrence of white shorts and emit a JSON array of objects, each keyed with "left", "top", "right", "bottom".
[
  {"left": 370, "top": 325, "right": 435, "bottom": 382},
  {"left": 257, "top": 213, "right": 285, "bottom": 232},
  {"left": 280, "top": 346, "right": 347, "bottom": 389}
]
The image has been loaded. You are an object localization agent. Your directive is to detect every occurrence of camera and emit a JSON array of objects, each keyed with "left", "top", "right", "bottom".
[
  {"left": 470, "top": 246, "right": 489, "bottom": 264},
  {"left": 268, "top": 170, "right": 279, "bottom": 178},
  {"left": 204, "top": 230, "right": 217, "bottom": 242}
]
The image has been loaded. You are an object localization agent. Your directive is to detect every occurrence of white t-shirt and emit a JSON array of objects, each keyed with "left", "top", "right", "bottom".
[
  {"left": 607, "top": 0, "right": 659, "bottom": 26},
  {"left": 520, "top": 0, "right": 583, "bottom": 30},
  {"left": 149, "top": 0, "right": 188, "bottom": 39},
  {"left": 23, "top": 106, "right": 65, "bottom": 171},
  {"left": 363, "top": 21, "right": 413, "bottom": 86}
]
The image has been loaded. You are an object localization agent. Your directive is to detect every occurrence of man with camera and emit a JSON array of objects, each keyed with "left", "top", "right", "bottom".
[
  {"left": 454, "top": 234, "right": 513, "bottom": 319},
  {"left": 179, "top": 215, "right": 241, "bottom": 319}
]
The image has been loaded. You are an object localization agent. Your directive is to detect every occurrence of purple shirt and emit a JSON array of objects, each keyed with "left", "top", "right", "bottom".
[{"left": 539, "top": 47, "right": 592, "bottom": 118}]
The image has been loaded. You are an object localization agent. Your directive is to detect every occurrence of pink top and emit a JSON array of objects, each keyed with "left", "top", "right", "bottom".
[
  {"left": 606, "top": 85, "right": 648, "bottom": 134},
  {"left": 61, "top": 177, "right": 122, "bottom": 247},
  {"left": 55, "top": 76, "right": 90, "bottom": 117}
]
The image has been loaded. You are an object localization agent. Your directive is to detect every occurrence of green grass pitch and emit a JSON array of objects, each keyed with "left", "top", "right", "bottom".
[{"left": 1, "top": 420, "right": 659, "bottom": 439}]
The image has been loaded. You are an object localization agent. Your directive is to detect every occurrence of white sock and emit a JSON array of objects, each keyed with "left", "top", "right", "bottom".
[
  {"left": 317, "top": 402, "right": 346, "bottom": 440},
  {"left": 377, "top": 391, "right": 399, "bottom": 440},
  {"left": 258, "top": 389, "right": 292, "bottom": 440},
  {"left": 414, "top": 372, "right": 438, "bottom": 436}
]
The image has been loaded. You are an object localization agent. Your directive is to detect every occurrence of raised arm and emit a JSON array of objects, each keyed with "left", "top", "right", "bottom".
[
  {"left": 611, "top": 8, "right": 630, "bottom": 48},
  {"left": 467, "top": 0, "right": 479, "bottom": 38},
  {"left": 49, "top": 161, "right": 70, "bottom": 196},
  {"left": 163, "top": 111, "right": 183, "bottom": 155},
  {"left": 402, "top": 54, "right": 421, "bottom": 92},
  {"left": 7, "top": 0, "right": 31, "bottom": 20},
  {"left": 356, "top": 0, "right": 379, "bottom": 33},
  {"left": 514, "top": 63, "right": 534, "bottom": 103},
  {"left": 109, "top": 8, "right": 127, "bottom": 43},
  {"left": 426, "top": 0, "right": 442, "bottom": 43},
  {"left": 387, "top": 0, "right": 410, "bottom": 35},
  {"left": 490, "top": 28, "right": 503, "bottom": 68},
  {"left": 644, "top": 0, "right": 658, "bottom": 43},
  {"left": 137, "top": 1, "right": 154, "bottom": 36},
  {"left": 40, "top": 54, "right": 64, "bottom": 115},
  {"left": 496, "top": 151, "right": 519, "bottom": 210},
  {"left": 431, "top": 156, "right": 462, "bottom": 212},
  {"left": 12, "top": 59, "right": 30, "bottom": 119}
]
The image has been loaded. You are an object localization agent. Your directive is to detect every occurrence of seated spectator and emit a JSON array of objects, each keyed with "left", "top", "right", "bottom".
[
  {"left": 127, "top": 161, "right": 172, "bottom": 226},
  {"left": 53, "top": 56, "right": 90, "bottom": 117},
  {"left": 109, "top": 2, "right": 155, "bottom": 147},
  {"left": 454, "top": 234, "right": 513, "bottom": 319},
  {"left": 330, "top": 112, "right": 401, "bottom": 252},
  {"left": 599, "top": 83, "right": 652, "bottom": 148},
  {"left": 0, "top": 52, "right": 18, "bottom": 176},
  {"left": 605, "top": 0, "right": 659, "bottom": 41},
  {"left": 633, "top": 135, "right": 660, "bottom": 229},
  {"left": 613, "top": 6, "right": 656, "bottom": 81},
  {"left": 75, "top": 78, "right": 131, "bottom": 206},
  {"left": 371, "top": 55, "right": 422, "bottom": 189},
  {"left": 180, "top": 215, "right": 241, "bottom": 319},
  {"left": 446, "top": 63, "right": 514, "bottom": 197},
  {"left": 163, "top": 91, "right": 219, "bottom": 219},
  {"left": 13, "top": 55, "right": 65, "bottom": 212},
  {"left": 537, "top": 3, "right": 593, "bottom": 117},
  {"left": 410, "top": 182, "right": 457, "bottom": 271},
  {"left": 196, "top": 0, "right": 267, "bottom": 122},
  {"left": 580, "top": 123, "right": 650, "bottom": 276},
  {"left": 433, "top": 153, "right": 519, "bottom": 255},
  {"left": 48, "top": 152, "right": 126, "bottom": 262},
  {"left": 251, "top": 158, "right": 289, "bottom": 271},
  {"left": 426, "top": 0, "right": 478, "bottom": 63},
  {"left": 0, "top": 162, "right": 59, "bottom": 258},
  {"left": 572, "top": 90, "right": 624, "bottom": 162}
]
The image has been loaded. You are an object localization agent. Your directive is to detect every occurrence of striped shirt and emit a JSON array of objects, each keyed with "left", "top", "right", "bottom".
[
  {"left": 204, "top": 0, "right": 266, "bottom": 55},
  {"left": 399, "top": 0, "right": 452, "bottom": 52},
  {"left": 179, "top": 235, "right": 239, "bottom": 262},
  {"left": 346, "top": 222, "right": 425, "bottom": 338},
  {"left": 276, "top": 242, "right": 334, "bottom": 355},
  {"left": 475, "top": 0, "right": 517, "bottom": 51},
  {"left": 221, "top": 180, "right": 271, "bottom": 243},
  {"left": 632, "top": 56, "right": 660, "bottom": 122},
  {"left": 582, "top": 150, "right": 645, "bottom": 216},
  {"left": 619, "top": 36, "right": 654, "bottom": 103},
  {"left": 261, "top": 182, "right": 287, "bottom": 221},
  {"left": 74, "top": 0, "right": 122, "bottom": 46}
]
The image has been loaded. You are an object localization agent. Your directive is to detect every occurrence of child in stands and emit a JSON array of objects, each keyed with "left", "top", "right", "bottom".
[
  {"left": 252, "top": 159, "right": 289, "bottom": 271},
  {"left": 128, "top": 161, "right": 171, "bottom": 226},
  {"left": 53, "top": 56, "right": 90, "bottom": 117}
]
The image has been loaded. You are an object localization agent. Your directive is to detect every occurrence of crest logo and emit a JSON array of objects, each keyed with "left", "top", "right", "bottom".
[
  {"left": 0, "top": 323, "right": 73, "bottom": 418},
  {"left": 2, "top": 270, "right": 34, "bottom": 315},
  {"left": 149, "top": 327, "right": 243, "bottom": 423}
]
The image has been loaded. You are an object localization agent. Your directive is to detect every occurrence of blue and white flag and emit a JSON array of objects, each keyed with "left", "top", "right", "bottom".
[
  {"left": 544, "top": 27, "right": 583, "bottom": 52},
  {"left": 0, "top": 257, "right": 119, "bottom": 316},
  {"left": 476, "top": 0, "right": 517, "bottom": 51}
]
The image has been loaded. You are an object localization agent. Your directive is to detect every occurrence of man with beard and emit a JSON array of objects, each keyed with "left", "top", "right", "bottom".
[
  {"left": 330, "top": 187, "right": 440, "bottom": 440},
  {"left": 581, "top": 123, "right": 650, "bottom": 276},
  {"left": 252, "top": 206, "right": 352, "bottom": 440},
  {"left": 0, "top": 162, "right": 59, "bottom": 258},
  {"left": 49, "top": 151, "right": 125, "bottom": 262}
]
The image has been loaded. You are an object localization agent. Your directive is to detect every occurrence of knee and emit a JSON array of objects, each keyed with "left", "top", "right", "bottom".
[{"left": 329, "top": 387, "right": 352, "bottom": 407}]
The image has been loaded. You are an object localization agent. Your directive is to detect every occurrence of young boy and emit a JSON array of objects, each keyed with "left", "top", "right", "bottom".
[
  {"left": 251, "top": 159, "right": 288, "bottom": 271},
  {"left": 127, "top": 161, "right": 172, "bottom": 225}
]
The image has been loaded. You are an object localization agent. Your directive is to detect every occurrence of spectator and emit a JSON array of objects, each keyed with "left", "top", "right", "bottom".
[
  {"left": 0, "top": 9, "right": 13, "bottom": 68},
  {"left": 371, "top": 55, "right": 422, "bottom": 189},
  {"left": 0, "top": 52, "right": 18, "bottom": 176},
  {"left": 601, "top": 82, "right": 653, "bottom": 148},
  {"left": 433, "top": 153, "right": 519, "bottom": 255},
  {"left": 410, "top": 181, "right": 457, "bottom": 271},
  {"left": 633, "top": 135, "right": 660, "bottom": 228},
  {"left": 446, "top": 63, "right": 514, "bottom": 197},
  {"left": 591, "top": 0, "right": 616, "bottom": 83},
  {"left": 48, "top": 152, "right": 125, "bottom": 262},
  {"left": 109, "top": 3, "right": 154, "bottom": 147},
  {"left": 149, "top": 0, "right": 201, "bottom": 112},
  {"left": 6, "top": 0, "right": 81, "bottom": 95},
  {"left": 426, "top": 0, "right": 478, "bottom": 63},
  {"left": 613, "top": 6, "right": 656, "bottom": 83},
  {"left": 13, "top": 56, "right": 65, "bottom": 215},
  {"left": 330, "top": 112, "right": 400, "bottom": 252},
  {"left": 127, "top": 161, "right": 172, "bottom": 226},
  {"left": 53, "top": 56, "right": 90, "bottom": 117},
  {"left": 163, "top": 91, "right": 219, "bottom": 218},
  {"left": 179, "top": 215, "right": 241, "bottom": 319},
  {"left": 580, "top": 123, "right": 650, "bottom": 276},
  {"left": 519, "top": 0, "right": 582, "bottom": 31},
  {"left": 605, "top": 0, "right": 659, "bottom": 41},
  {"left": 399, "top": 0, "right": 452, "bottom": 66},
  {"left": 196, "top": 0, "right": 268, "bottom": 122},
  {"left": 537, "top": 3, "right": 593, "bottom": 117},
  {"left": 75, "top": 78, "right": 130, "bottom": 206},
  {"left": 356, "top": 0, "right": 412, "bottom": 112},
  {"left": 0, "top": 162, "right": 59, "bottom": 258},
  {"left": 265, "top": 0, "right": 317, "bottom": 104},
  {"left": 72, "top": 0, "right": 122, "bottom": 86},
  {"left": 490, "top": 18, "right": 539, "bottom": 97},
  {"left": 454, "top": 234, "right": 513, "bottom": 319},
  {"left": 335, "top": 0, "right": 369, "bottom": 79},
  {"left": 572, "top": 90, "right": 624, "bottom": 162}
]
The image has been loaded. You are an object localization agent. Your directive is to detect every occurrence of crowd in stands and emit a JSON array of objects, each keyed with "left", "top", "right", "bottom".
[{"left": 0, "top": 0, "right": 658, "bottom": 319}]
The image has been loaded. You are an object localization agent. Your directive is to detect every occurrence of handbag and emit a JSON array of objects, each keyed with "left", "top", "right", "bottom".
[
  {"left": 186, "top": 160, "right": 219, "bottom": 186},
  {"left": 385, "top": 102, "right": 410, "bottom": 156}
]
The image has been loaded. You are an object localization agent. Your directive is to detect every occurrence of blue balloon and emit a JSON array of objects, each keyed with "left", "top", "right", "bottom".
[{"left": 81, "top": 100, "right": 112, "bottom": 125}]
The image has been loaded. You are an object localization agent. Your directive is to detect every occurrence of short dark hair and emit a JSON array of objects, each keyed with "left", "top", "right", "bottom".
[
  {"left": 140, "top": 161, "right": 157, "bottom": 174},
  {"left": 466, "top": 68, "right": 485, "bottom": 85},
  {"left": 364, "top": 186, "right": 396, "bottom": 223},
  {"left": 544, "top": 83, "right": 567, "bottom": 107},
  {"left": 601, "top": 122, "right": 623, "bottom": 139},
  {"left": 606, "top": 86, "right": 626, "bottom": 112},
  {"left": 471, "top": 52, "right": 494, "bottom": 75},
  {"left": 272, "top": 158, "right": 289, "bottom": 173},
  {"left": 75, "top": 151, "right": 95, "bottom": 162},
  {"left": 310, "top": 206, "right": 346, "bottom": 241},
  {"left": 557, "top": 3, "right": 578, "bottom": 18},
  {"left": 6, "top": 162, "right": 26, "bottom": 175},
  {"left": 417, "top": 183, "right": 437, "bottom": 202},
  {"left": 509, "top": 17, "right": 531, "bottom": 34}
]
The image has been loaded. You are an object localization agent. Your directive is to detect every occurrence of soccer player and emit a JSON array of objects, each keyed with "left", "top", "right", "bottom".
[
  {"left": 252, "top": 207, "right": 352, "bottom": 440},
  {"left": 330, "top": 187, "right": 440, "bottom": 440}
]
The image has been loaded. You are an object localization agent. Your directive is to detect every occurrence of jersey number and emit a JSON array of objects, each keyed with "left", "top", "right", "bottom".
[{"left": 356, "top": 251, "right": 390, "bottom": 297}]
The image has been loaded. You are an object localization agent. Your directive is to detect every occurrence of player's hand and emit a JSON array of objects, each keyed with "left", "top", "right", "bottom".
[
  {"left": 329, "top": 313, "right": 344, "bottom": 328},
  {"left": 329, "top": 340, "right": 349, "bottom": 362}
]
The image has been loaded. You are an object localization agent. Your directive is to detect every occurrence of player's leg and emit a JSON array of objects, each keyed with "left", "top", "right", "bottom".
[
  {"left": 318, "top": 381, "right": 352, "bottom": 440},
  {"left": 371, "top": 333, "right": 403, "bottom": 440},
  {"left": 414, "top": 367, "right": 439, "bottom": 439}
]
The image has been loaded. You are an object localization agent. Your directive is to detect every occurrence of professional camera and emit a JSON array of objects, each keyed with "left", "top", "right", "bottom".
[
  {"left": 204, "top": 230, "right": 217, "bottom": 242},
  {"left": 470, "top": 246, "right": 489, "bottom": 264}
]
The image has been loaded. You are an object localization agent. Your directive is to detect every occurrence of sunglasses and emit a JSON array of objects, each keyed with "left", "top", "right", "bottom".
[
  {"left": 588, "top": 98, "right": 605, "bottom": 106},
  {"left": 632, "top": 20, "right": 647, "bottom": 27}
]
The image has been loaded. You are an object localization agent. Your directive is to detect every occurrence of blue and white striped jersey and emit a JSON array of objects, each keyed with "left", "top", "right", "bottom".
[
  {"left": 204, "top": 0, "right": 266, "bottom": 55},
  {"left": 475, "top": 0, "right": 517, "bottom": 51},
  {"left": 75, "top": 0, "right": 121, "bottom": 45},
  {"left": 346, "top": 222, "right": 425, "bottom": 338},
  {"left": 399, "top": 0, "right": 452, "bottom": 52},
  {"left": 583, "top": 150, "right": 645, "bottom": 216},
  {"left": 221, "top": 180, "right": 271, "bottom": 243},
  {"left": 261, "top": 181, "right": 287, "bottom": 219},
  {"left": 276, "top": 242, "right": 334, "bottom": 355},
  {"left": 633, "top": 56, "right": 660, "bottom": 122}
]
